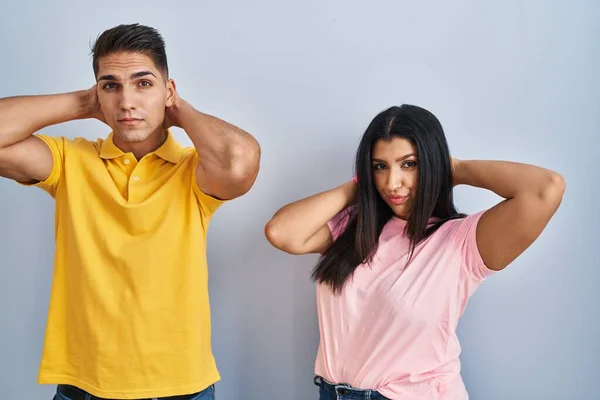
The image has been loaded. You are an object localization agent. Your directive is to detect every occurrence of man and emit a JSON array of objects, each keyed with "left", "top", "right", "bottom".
[{"left": 0, "top": 24, "right": 260, "bottom": 400}]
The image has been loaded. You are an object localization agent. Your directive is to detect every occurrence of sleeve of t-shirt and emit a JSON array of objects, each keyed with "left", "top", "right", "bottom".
[
  {"left": 454, "top": 210, "right": 496, "bottom": 281},
  {"left": 191, "top": 152, "right": 226, "bottom": 220},
  {"left": 326, "top": 207, "right": 353, "bottom": 241},
  {"left": 17, "top": 134, "right": 66, "bottom": 198}
]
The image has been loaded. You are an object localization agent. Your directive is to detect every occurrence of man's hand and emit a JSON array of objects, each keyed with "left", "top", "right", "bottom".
[{"left": 82, "top": 85, "right": 106, "bottom": 123}]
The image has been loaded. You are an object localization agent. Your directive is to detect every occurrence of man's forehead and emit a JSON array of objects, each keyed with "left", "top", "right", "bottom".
[{"left": 96, "top": 52, "right": 160, "bottom": 78}]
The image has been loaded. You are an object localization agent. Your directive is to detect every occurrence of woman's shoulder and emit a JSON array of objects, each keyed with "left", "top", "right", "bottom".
[{"left": 423, "top": 211, "right": 487, "bottom": 250}]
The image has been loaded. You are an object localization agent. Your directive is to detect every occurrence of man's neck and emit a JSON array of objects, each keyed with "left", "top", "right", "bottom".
[{"left": 114, "top": 128, "right": 167, "bottom": 161}]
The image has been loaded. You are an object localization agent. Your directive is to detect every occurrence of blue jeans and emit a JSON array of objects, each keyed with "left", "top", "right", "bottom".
[
  {"left": 53, "top": 384, "right": 215, "bottom": 400},
  {"left": 314, "top": 376, "right": 389, "bottom": 399}
]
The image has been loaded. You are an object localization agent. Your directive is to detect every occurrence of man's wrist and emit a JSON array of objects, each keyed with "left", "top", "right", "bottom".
[{"left": 67, "top": 90, "right": 92, "bottom": 120}]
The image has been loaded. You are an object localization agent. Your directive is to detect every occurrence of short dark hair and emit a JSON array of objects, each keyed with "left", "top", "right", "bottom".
[{"left": 91, "top": 23, "right": 168, "bottom": 78}]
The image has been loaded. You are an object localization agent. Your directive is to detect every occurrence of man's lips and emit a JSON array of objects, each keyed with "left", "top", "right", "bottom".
[{"left": 118, "top": 118, "right": 143, "bottom": 125}]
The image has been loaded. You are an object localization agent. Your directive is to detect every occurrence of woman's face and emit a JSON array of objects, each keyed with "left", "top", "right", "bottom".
[{"left": 371, "top": 137, "right": 419, "bottom": 219}]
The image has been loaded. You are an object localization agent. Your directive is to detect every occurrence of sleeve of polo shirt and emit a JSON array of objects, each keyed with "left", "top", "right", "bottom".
[
  {"left": 191, "top": 152, "right": 226, "bottom": 219},
  {"left": 18, "top": 134, "right": 66, "bottom": 198},
  {"left": 453, "top": 210, "right": 497, "bottom": 281}
]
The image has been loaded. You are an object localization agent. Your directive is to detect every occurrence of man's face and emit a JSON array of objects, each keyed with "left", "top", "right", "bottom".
[{"left": 96, "top": 51, "right": 174, "bottom": 144}]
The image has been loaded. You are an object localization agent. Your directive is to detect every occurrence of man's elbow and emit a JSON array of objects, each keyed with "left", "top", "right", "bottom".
[{"left": 222, "top": 142, "right": 261, "bottom": 198}]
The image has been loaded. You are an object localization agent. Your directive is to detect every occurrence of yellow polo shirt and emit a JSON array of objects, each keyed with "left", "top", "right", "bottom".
[{"left": 25, "top": 132, "right": 223, "bottom": 399}]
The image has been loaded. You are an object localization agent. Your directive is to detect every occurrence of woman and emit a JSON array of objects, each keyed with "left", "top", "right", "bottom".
[{"left": 264, "top": 105, "right": 565, "bottom": 399}]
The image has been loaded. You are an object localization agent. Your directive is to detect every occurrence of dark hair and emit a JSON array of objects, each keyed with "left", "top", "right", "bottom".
[
  {"left": 312, "top": 104, "right": 465, "bottom": 294},
  {"left": 91, "top": 24, "right": 168, "bottom": 78}
]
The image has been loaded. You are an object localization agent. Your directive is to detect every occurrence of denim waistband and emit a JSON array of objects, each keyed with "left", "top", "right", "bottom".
[
  {"left": 313, "top": 376, "right": 388, "bottom": 399},
  {"left": 56, "top": 384, "right": 203, "bottom": 400}
]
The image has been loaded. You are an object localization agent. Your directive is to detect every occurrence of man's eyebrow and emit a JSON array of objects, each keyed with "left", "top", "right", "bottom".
[
  {"left": 130, "top": 71, "right": 157, "bottom": 79},
  {"left": 97, "top": 74, "right": 119, "bottom": 82},
  {"left": 97, "top": 71, "right": 157, "bottom": 82}
]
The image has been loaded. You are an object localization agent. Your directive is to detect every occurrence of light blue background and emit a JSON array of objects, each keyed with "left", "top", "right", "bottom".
[{"left": 0, "top": 1, "right": 597, "bottom": 399}]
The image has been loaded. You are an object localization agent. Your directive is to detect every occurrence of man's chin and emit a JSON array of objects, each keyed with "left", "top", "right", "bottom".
[{"left": 115, "top": 130, "right": 151, "bottom": 143}]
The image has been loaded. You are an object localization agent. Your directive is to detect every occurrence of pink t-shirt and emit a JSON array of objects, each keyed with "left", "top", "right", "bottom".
[{"left": 315, "top": 209, "right": 495, "bottom": 400}]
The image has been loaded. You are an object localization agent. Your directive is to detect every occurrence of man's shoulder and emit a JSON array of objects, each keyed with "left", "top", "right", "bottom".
[
  {"left": 36, "top": 135, "right": 100, "bottom": 153},
  {"left": 175, "top": 145, "right": 198, "bottom": 164},
  {"left": 62, "top": 136, "right": 103, "bottom": 156}
]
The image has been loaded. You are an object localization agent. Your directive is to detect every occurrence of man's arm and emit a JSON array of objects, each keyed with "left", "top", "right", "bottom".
[
  {"left": 0, "top": 86, "right": 100, "bottom": 182},
  {"left": 166, "top": 91, "right": 260, "bottom": 200}
]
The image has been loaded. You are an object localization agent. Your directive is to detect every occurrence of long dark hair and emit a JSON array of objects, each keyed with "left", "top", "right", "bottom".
[{"left": 312, "top": 105, "right": 465, "bottom": 294}]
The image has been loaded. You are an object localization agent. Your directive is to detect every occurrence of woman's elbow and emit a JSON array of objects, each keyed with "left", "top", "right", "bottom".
[
  {"left": 264, "top": 219, "right": 282, "bottom": 248},
  {"left": 264, "top": 219, "right": 304, "bottom": 255},
  {"left": 539, "top": 172, "right": 566, "bottom": 208}
]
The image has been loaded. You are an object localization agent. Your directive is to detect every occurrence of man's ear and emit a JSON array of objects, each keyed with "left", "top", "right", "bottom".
[{"left": 166, "top": 78, "right": 176, "bottom": 107}]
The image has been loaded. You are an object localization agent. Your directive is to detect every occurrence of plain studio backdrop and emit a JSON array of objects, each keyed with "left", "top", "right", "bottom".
[{"left": 0, "top": 1, "right": 597, "bottom": 399}]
